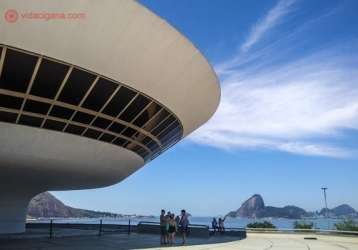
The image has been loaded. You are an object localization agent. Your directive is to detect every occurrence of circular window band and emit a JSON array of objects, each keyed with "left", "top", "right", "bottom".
[{"left": 0, "top": 45, "right": 183, "bottom": 162}]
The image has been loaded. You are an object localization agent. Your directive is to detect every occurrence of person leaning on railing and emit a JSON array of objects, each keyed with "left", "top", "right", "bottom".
[{"left": 218, "top": 215, "right": 227, "bottom": 234}]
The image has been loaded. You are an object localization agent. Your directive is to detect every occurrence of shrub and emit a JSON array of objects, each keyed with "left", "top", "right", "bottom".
[
  {"left": 335, "top": 219, "right": 358, "bottom": 231},
  {"left": 294, "top": 221, "right": 313, "bottom": 230},
  {"left": 246, "top": 221, "right": 276, "bottom": 229}
]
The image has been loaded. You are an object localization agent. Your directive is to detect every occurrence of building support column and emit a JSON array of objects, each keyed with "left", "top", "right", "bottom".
[{"left": 0, "top": 190, "right": 38, "bottom": 234}]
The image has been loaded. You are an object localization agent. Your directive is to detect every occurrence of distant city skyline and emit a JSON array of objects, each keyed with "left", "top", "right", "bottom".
[{"left": 54, "top": 0, "right": 358, "bottom": 216}]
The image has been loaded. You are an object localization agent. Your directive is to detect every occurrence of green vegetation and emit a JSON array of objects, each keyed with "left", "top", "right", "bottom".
[
  {"left": 293, "top": 221, "right": 313, "bottom": 230},
  {"left": 335, "top": 219, "right": 358, "bottom": 231},
  {"left": 246, "top": 221, "right": 276, "bottom": 229}
]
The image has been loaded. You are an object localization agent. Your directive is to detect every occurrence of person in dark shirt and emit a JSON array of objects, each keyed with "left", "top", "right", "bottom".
[
  {"left": 179, "top": 209, "right": 189, "bottom": 245},
  {"left": 212, "top": 218, "right": 218, "bottom": 234},
  {"left": 160, "top": 209, "right": 168, "bottom": 244}
]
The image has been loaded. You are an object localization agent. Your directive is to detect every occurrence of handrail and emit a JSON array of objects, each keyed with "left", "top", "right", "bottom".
[
  {"left": 137, "top": 221, "right": 159, "bottom": 225},
  {"left": 218, "top": 227, "right": 246, "bottom": 231},
  {"left": 137, "top": 221, "right": 209, "bottom": 229},
  {"left": 246, "top": 227, "right": 358, "bottom": 235}
]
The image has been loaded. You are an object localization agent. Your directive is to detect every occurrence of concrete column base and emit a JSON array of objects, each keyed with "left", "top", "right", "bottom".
[{"left": 0, "top": 192, "right": 37, "bottom": 234}]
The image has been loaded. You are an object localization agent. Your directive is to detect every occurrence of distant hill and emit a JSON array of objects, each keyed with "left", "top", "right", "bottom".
[
  {"left": 320, "top": 204, "right": 358, "bottom": 218},
  {"left": 226, "top": 194, "right": 307, "bottom": 219},
  {"left": 226, "top": 194, "right": 358, "bottom": 219},
  {"left": 27, "top": 192, "right": 122, "bottom": 218}
]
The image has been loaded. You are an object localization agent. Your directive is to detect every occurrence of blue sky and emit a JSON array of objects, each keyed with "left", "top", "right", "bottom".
[{"left": 53, "top": 0, "right": 358, "bottom": 216}]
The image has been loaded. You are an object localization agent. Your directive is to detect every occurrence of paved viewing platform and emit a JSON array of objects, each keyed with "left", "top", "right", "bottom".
[{"left": 1, "top": 232, "right": 357, "bottom": 250}]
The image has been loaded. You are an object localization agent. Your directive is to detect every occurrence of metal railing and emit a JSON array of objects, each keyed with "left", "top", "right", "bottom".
[
  {"left": 136, "top": 221, "right": 248, "bottom": 238},
  {"left": 137, "top": 221, "right": 209, "bottom": 229},
  {"left": 25, "top": 220, "right": 358, "bottom": 239},
  {"left": 245, "top": 227, "right": 358, "bottom": 236},
  {"left": 26, "top": 218, "right": 134, "bottom": 239}
]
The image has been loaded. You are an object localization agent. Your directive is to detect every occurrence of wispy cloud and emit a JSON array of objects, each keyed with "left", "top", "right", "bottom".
[
  {"left": 241, "top": 0, "right": 296, "bottom": 52},
  {"left": 189, "top": 1, "right": 358, "bottom": 158}
]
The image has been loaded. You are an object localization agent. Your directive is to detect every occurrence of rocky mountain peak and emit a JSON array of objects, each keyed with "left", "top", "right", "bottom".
[
  {"left": 226, "top": 194, "right": 307, "bottom": 219},
  {"left": 236, "top": 194, "right": 265, "bottom": 217}
]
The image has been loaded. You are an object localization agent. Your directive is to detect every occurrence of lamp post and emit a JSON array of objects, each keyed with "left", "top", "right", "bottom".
[{"left": 321, "top": 187, "right": 328, "bottom": 218}]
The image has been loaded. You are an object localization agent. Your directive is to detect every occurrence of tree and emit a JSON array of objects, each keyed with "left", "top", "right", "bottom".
[
  {"left": 293, "top": 221, "right": 313, "bottom": 231},
  {"left": 246, "top": 221, "right": 276, "bottom": 229},
  {"left": 335, "top": 219, "right": 358, "bottom": 231}
]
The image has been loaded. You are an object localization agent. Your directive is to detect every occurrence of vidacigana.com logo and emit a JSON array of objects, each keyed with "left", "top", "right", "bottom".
[
  {"left": 4, "top": 9, "right": 19, "bottom": 23},
  {"left": 4, "top": 9, "right": 86, "bottom": 23}
]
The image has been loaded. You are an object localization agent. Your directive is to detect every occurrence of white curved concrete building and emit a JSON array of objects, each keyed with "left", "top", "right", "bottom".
[{"left": 0, "top": 1, "right": 220, "bottom": 233}]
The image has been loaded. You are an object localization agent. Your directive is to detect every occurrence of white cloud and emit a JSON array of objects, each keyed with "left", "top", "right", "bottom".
[
  {"left": 190, "top": 49, "right": 358, "bottom": 157},
  {"left": 241, "top": 0, "right": 296, "bottom": 52},
  {"left": 189, "top": 0, "right": 358, "bottom": 160},
  {"left": 277, "top": 143, "right": 354, "bottom": 158}
]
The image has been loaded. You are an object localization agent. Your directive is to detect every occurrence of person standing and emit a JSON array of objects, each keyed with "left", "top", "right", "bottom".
[
  {"left": 175, "top": 215, "right": 180, "bottom": 226},
  {"left": 212, "top": 218, "right": 218, "bottom": 234},
  {"left": 160, "top": 209, "right": 167, "bottom": 244},
  {"left": 167, "top": 214, "right": 177, "bottom": 245},
  {"left": 218, "top": 216, "right": 227, "bottom": 234},
  {"left": 179, "top": 209, "right": 189, "bottom": 245}
]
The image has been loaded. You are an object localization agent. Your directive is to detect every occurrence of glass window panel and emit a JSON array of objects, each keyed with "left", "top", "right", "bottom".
[
  {"left": 23, "top": 100, "right": 50, "bottom": 115},
  {"left": 18, "top": 115, "right": 43, "bottom": 127},
  {"left": 58, "top": 68, "right": 96, "bottom": 105},
  {"left": 129, "top": 144, "right": 143, "bottom": 153},
  {"left": 0, "top": 49, "right": 37, "bottom": 92},
  {"left": 141, "top": 136, "right": 152, "bottom": 145},
  {"left": 72, "top": 111, "right": 94, "bottom": 124},
  {"left": 118, "top": 94, "right": 150, "bottom": 122},
  {"left": 103, "top": 86, "right": 136, "bottom": 117},
  {"left": 82, "top": 78, "right": 117, "bottom": 111},
  {"left": 113, "top": 137, "right": 127, "bottom": 146},
  {"left": 92, "top": 117, "right": 112, "bottom": 129},
  {"left": 142, "top": 109, "right": 169, "bottom": 132},
  {"left": 49, "top": 105, "right": 74, "bottom": 120},
  {"left": 133, "top": 102, "right": 161, "bottom": 127},
  {"left": 0, "top": 110, "right": 17, "bottom": 123},
  {"left": 100, "top": 133, "right": 115, "bottom": 143},
  {"left": 158, "top": 121, "right": 180, "bottom": 140},
  {"left": 43, "top": 119, "right": 66, "bottom": 131},
  {"left": 83, "top": 128, "right": 101, "bottom": 139},
  {"left": 160, "top": 127, "right": 182, "bottom": 146},
  {"left": 65, "top": 124, "right": 85, "bottom": 135},
  {"left": 121, "top": 127, "right": 136, "bottom": 138},
  {"left": 109, "top": 122, "right": 125, "bottom": 134},
  {"left": 0, "top": 94, "right": 23, "bottom": 109},
  {"left": 131, "top": 131, "right": 145, "bottom": 141},
  {"left": 30, "top": 59, "right": 69, "bottom": 98},
  {"left": 162, "top": 132, "right": 181, "bottom": 145},
  {"left": 146, "top": 140, "right": 160, "bottom": 152},
  {"left": 151, "top": 115, "right": 175, "bottom": 136}
]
